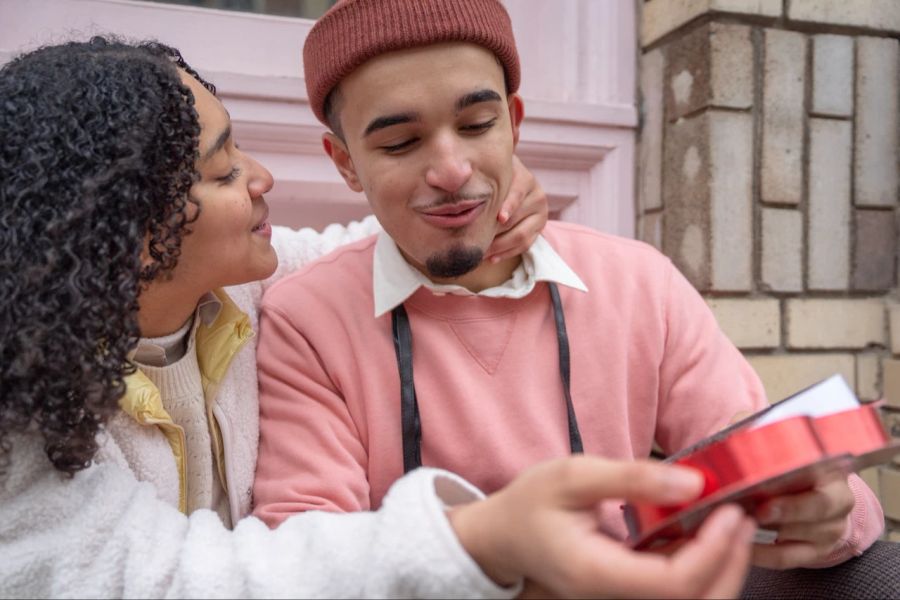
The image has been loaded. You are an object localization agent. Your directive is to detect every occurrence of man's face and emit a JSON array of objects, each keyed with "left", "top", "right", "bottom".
[{"left": 325, "top": 42, "right": 523, "bottom": 280}]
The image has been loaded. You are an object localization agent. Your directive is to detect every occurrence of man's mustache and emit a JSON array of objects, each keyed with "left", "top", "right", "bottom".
[{"left": 416, "top": 190, "right": 492, "bottom": 210}]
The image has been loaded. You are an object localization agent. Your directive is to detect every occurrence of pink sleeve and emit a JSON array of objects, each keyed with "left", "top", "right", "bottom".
[
  {"left": 252, "top": 303, "right": 371, "bottom": 527},
  {"left": 810, "top": 473, "right": 884, "bottom": 568},
  {"left": 653, "top": 262, "right": 885, "bottom": 566},
  {"left": 654, "top": 262, "right": 769, "bottom": 454}
]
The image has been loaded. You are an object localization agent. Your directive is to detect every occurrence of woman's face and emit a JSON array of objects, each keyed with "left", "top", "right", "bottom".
[{"left": 170, "top": 70, "right": 278, "bottom": 290}]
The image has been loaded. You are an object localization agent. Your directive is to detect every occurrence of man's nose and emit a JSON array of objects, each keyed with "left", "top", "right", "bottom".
[{"left": 424, "top": 135, "right": 472, "bottom": 193}]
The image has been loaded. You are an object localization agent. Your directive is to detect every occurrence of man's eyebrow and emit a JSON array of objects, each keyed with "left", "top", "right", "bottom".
[
  {"left": 201, "top": 124, "right": 231, "bottom": 162},
  {"left": 455, "top": 89, "right": 502, "bottom": 112},
  {"left": 363, "top": 113, "right": 418, "bottom": 137}
]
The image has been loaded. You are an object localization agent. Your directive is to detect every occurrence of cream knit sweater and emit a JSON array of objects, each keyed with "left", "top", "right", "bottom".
[{"left": 0, "top": 218, "right": 515, "bottom": 599}]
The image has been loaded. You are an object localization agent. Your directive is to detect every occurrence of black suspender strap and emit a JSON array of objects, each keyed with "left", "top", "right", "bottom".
[
  {"left": 391, "top": 304, "right": 422, "bottom": 474},
  {"left": 391, "top": 281, "right": 583, "bottom": 473},
  {"left": 548, "top": 281, "right": 583, "bottom": 453}
]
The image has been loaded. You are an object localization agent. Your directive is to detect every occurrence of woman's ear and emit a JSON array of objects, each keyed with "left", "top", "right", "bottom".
[{"left": 323, "top": 133, "right": 363, "bottom": 192}]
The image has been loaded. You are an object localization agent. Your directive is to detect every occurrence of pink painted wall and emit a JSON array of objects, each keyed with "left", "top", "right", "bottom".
[{"left": 0, "top": 0, "right": 637, "bottom": 235}]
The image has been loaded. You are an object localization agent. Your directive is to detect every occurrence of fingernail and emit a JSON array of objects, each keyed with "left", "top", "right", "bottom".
[
  {"left": 657, "top": 467, "right": 703, "bottom": 502},
  {"left": 752, "top": 526, "right": 779, "bottom": 545},
  {"left": 491, "top": 256, "right": 501, "bottom": 264},
  {"left": 499, "top": 210, "right": 509, "bottom": 222},
  {"left": 723, "top": 505, "right": 746, "bottom": 528}
]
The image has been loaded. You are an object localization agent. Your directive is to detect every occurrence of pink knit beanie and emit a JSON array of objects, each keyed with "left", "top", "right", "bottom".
[{"left": 303, "top": 0, "right": 521, "bottom": 125}]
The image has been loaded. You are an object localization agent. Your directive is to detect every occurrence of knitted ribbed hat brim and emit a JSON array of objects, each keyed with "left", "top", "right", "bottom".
[{"left": 303, "top": 0, "right": 520, "bottom": 125}]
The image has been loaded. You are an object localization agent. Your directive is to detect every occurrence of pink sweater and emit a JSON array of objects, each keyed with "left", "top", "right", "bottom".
[{"left": 253, "top": 222, "right": 882, "bottom": 560}]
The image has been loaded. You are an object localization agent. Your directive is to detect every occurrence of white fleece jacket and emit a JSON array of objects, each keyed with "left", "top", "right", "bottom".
[{"left": 0, "top": 219, "right": 515, "bottom": 599}]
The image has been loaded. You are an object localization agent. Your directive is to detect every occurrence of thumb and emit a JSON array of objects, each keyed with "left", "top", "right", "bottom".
[
  {"left": 498, "top": 154, "right": 530, "bottom": 225},
  {"left": 547, "top": 456, "right": 705, "bottom": 508},
  {"left": 497, "top": 188, "right": 522, "bottom": 226}
]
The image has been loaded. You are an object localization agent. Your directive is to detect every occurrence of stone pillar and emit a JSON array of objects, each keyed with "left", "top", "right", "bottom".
[{"left": 638, "top": 0, "right": 900, "bottom": 537}]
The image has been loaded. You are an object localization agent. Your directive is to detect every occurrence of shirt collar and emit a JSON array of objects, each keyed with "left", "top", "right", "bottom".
[
  {"left": 196, "top": 292, "right": 223, "bottom": 327},
  {"left": 372, "top": 230, "right": 588, "bottom": 318},
  {"left": 132, "top": 292, "right": 223, "bottom": 366}
]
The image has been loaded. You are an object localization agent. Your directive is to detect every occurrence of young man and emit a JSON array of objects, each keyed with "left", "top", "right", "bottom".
[{"left": 253, "top": 0, "right": 882, "bottom": 579}]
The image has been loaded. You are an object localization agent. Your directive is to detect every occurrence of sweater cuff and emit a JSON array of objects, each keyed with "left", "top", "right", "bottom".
[
  {"left": 811, "top": 473, "right": 884, "bottom": 568},
  {"left": 392, "top": 467, "right": 524, "bottom": 599}
]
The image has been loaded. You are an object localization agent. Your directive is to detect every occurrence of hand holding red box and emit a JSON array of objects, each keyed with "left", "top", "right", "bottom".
[{"left": 625, "top": 375, "right": 899, "bottom": 552}]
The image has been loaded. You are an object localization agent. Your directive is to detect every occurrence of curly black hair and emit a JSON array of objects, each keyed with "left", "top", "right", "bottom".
[{"left": 0, "top": 36, "right": 216, "bottom": 475}]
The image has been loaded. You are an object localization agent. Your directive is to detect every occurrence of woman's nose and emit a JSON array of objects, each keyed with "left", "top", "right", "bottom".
[{"left": 247, "top": 155, "right": 274, "bottom": 198}]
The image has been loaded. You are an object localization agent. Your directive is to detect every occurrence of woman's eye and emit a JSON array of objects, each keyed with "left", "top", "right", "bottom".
[
  {"left": 217, "top": 167, "right": 241, "bottom": 184},
  {"left": 461, "top": 118, "right": 497, "bottom": 133}
]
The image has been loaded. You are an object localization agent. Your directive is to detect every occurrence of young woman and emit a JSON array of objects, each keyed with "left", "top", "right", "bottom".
[{"left": 0, "top": 37, "right": 755, "bottom": 599}]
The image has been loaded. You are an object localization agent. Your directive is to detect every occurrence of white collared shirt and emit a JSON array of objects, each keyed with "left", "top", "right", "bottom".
[{"left": 373, "top": 231, "right": 588, "bottom": 317}]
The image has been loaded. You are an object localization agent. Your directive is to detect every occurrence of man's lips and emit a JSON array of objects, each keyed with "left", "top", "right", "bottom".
[{"left": 418, "top": 199, "right": 486, "bottom": 228}]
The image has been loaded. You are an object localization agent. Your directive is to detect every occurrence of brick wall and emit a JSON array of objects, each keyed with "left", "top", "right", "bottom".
[{"left": 638, "top": 0, "right": 900, "bottom": 537}]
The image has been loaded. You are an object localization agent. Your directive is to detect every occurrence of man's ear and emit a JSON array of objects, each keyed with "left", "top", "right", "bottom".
[
  {"left": 323, "top": 132, "right": 363, "bottom": 192},
  {"left": 507, "top": 93, "right": 524, "bottom": 148}
]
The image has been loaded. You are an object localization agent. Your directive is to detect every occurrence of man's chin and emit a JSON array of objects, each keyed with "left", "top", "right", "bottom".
[{"left": 425, "top": 244, "right": 484, "bottom": 279}]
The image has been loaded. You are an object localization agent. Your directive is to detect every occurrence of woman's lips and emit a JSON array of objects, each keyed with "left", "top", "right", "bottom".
[
  {"left": 251, "top": 207, "right": 272, "bottom": 237},
  {"left": 250, "top": 201, "right": 272, "bottom": 237},
  {"left": 418, "top": 200, "right": 486, "bottom": 229},
  {"left": 252, "top": 220, "right": 272, "bottom": 237}
]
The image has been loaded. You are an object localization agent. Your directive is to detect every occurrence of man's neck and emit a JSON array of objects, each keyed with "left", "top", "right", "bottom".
[{"left": 424, "top": 255, "right": 522, "bottom": 293}]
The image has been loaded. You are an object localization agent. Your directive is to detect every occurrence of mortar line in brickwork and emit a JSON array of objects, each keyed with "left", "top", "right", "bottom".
[
  {"left": 850, "top": 36, "right": 859, "bottom": 291},
  {"left": 807, "top": 112, "right": 854, "bottom": 122},
  {"left": 712, "top": 14, "right": 898, "bottom": 42},
  {"left": 642, "top": 3, "right": 898, "bottom": 54},
  {"left": 801, "top": 32, "right": 813, "bottom": 293},
  {"left": 750, "top": 26, "right": 765, "bottom": 297}
]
